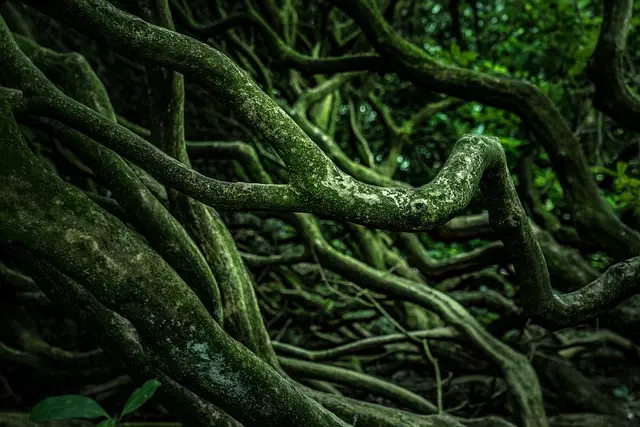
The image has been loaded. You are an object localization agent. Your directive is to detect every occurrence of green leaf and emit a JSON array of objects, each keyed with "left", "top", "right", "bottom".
[
  {"left": 98, "top": 419, "right": 117, "bottom": 427},
  {"left": 30, "top": 395, "right": 109, "bottom": 422},
  {"left": 616, "top": 161, "right": 629, "bottom": 176},
  {"left": 459, "top": 50, "right": 479, "bottom": 66},
  {"left": 450, "top": 42, "right": 461, "bottom": 61},
  {"left": 121, "top": 379, "right": 161, "bottom": 417}
]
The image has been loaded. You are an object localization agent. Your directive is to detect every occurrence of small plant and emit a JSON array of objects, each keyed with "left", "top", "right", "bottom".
[
  {"left": 29, "top": 379, "right": 161, "bottom": 426},
  {"left": 592, "top": 162, "right": 640, "bottom": 217}
]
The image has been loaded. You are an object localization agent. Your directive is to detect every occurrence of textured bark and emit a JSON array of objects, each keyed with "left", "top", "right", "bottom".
[
  {"left": 2, "top": 1, "right": 638, "bottom": 426},
  {"left": 135, "top": 0, "right": 275, "bottom": 366},
  {"left": 589, "top": 0, "right": 640, "bottom": 132},
  {"left": 524, "top": 255, "right": 640, "bottom": 328},
  {"left": 0, "top": 94, "right": 347, "bottom": 427},
  {"left": 334, "top": 0, "right": 640, "bottom": 260},
  {"left": 11, "top": 35, "right": 223, "bottom": 321},
  {"left": 294, "top": 215, "right": 547, "bottom": 427},
  {"left": 11, "top": 0, "right": 543, "bottom": 232},
  {"left": 12, "top": 254, "right": 242, "bottom": 427}
]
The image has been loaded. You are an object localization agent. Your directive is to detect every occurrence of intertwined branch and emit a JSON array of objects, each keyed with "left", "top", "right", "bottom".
[{"left": 1, "top": 1, "right": 640, "bottom": 427}]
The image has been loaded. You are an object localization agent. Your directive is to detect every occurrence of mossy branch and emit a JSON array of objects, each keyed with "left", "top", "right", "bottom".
[
  {"left": 589, "top": 0, "right": 640, "bottom": 132},
  {"left": 0, "top": 94, "right": 348, "bottom": 427},
  {"left": 333, "top": 0, "right": 640, "bottom": 259}
]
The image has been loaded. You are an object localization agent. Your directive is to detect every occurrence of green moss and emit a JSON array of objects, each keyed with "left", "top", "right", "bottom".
[
  {"left": 0, "top": 94, "right": 346, "bottom": 427},
  {"left": 12, "top": 35, "right": 223, "bottom": 322}
]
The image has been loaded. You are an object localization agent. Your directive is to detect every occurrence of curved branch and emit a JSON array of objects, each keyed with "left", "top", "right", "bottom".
[
  {"left": 0, "top": 9, "right": 533, "bottom": 232},
  {"left": 280, "top": 357, "right": 438, "bottom": 414},
  {"left": 434, "top": 213, "right": 601, "bottom": 292},
  {"left": 294, "top": 72, "right": 361, "bottom": 112},
  {"left": 171, "top": 0, "right": 382, "bottom": 74},
  {"left": 529, "top": 255, "right": 640, "bottom": 328},
  {"left": 135, "top": 0, "right": 278, "bottom": 365},
  {"left": 588, "top": 0, "right": 640, "bottom": 132},
  {"left": 12, "top": 35, "right": 223, "bottom": 321},
  {"left": 273, "top": 327, "right": 458, "bottom": 362},
  {"left": 398, "top": 233, "right": 505, "bottom": 279},
  {"left": 432, "top": 214, "right": 640, "bottom": 327},
  {"left": 5, "top": 0, "right": 637, "bottom": 332},
  {"left": 291, "top": 73, "right": 406, "bottom": 188},
  {"left": 116, "top": 116, "right": 274, "bottom": 181},
  {"left": 0, "top": 96, "right": 346, "bottom": 427},
  {"left": 333, "top": 0, "right": 640, "bottom": 259},
  {"left": 15, "top": 252, "right": 243, "bottom": 427},
  {"left": 292, "top": 215, "right": 547, "bottom": 426},
  {"left": 171, "top": 4, "right": 252, "bottom": 37}
]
